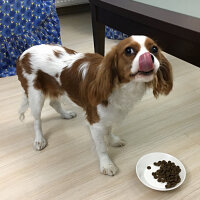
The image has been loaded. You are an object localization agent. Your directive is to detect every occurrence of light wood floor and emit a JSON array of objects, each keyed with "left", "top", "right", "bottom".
[{"left": 1, "top": 12, "right": 200, "bottom": 200}]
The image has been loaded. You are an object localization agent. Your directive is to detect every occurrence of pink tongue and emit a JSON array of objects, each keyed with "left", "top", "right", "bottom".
[{"left": 139, "top": 52, "right": 153, "bottom": 72}]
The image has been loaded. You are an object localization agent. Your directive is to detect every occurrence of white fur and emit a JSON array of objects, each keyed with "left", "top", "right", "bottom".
[
  {"left": 97, "top": 81, "right": 146, "bottom": 127},
  {"left": 20, "top": 44, "right": 84, "bottom": 78},
  {"left": 132, "top": 35, "right": 146, "bottom": 46},
  {"left": 89, "top": 123, "right": 118, "bottom": 175},
  {"left": 131, "top": 35, "right": 160, "bottom": 82},
  {"left": 79, "top": 62, "right": 89, "bottom": 79},
  {"left": 28, "top": 87, "right": 47, "bottom": 150}
]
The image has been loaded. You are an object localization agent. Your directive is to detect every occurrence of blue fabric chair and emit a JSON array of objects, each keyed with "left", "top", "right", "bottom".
[
  {"left": 105, "top": 26, "right": 128, "bottom": 40},
  {"left": 0, "top": 0, "right": 61, "bottom": 77}
]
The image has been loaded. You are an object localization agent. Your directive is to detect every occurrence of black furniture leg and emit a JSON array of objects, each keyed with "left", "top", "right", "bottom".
[{"left": 90, "top": 3, "right": 105, "bottom": 56}]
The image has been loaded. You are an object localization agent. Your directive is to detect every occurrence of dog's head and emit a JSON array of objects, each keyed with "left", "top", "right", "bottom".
[{"left": 88, "top": 35, "right": 173, "bottom": 105}]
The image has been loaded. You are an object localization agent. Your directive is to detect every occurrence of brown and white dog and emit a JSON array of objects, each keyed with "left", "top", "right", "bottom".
[{"left": 17, "top": 35, "right": 173, "bottom": 176}]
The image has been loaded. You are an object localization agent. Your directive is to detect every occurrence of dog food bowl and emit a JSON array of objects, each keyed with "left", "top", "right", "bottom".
[{"left": 136, "top": 152, "right": 186, "bottom": 191}]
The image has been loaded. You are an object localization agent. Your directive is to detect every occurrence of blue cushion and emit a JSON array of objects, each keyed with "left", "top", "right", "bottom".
[{"left": 0, "top": 0, "right": 61, "bottom": 77}]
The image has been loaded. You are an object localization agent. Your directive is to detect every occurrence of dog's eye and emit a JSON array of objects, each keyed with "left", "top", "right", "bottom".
[
  {"left": 125, "top": 47, "right": 135, "bottom": 56},
  {"left": 151, "top": 46, "right": 158, "bottom": 54}
]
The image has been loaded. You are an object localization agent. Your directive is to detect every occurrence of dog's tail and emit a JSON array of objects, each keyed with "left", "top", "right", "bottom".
[{"left": 19, "top": 94, "right": 29, "bottom": 121}]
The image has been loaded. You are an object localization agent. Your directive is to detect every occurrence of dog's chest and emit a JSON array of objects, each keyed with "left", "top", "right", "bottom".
[{"left": 97, "top": 82, "right": 146, "bottom": 125}]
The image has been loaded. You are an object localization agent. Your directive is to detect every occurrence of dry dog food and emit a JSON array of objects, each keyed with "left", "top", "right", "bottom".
[{"left": 149, "top": 160, "right": 181, "bottom": 188}]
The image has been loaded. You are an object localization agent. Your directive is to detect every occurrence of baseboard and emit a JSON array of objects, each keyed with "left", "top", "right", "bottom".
[{"left": 56, "top": 3, "right": 90, "bottom": 16}]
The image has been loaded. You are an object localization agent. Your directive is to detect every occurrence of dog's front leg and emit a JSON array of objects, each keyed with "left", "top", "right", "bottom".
[{"left": 89, "top": 123, "right": 118, "bottom": 176}]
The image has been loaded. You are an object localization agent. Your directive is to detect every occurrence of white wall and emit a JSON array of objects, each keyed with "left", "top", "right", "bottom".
[{"left": 55, "top": 0, "right": 88, "bottom": 8}]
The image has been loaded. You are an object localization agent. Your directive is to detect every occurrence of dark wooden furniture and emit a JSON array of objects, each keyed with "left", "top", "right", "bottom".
[{"left": 90, "top": 0, "right": 200, "bottom": 67}]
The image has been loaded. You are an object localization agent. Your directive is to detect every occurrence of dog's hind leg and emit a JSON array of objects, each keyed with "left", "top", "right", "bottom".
[
  {"left": 18, "top": 92, "right": 29, "bottom": 121},
  {"left": 108, "top": 132, "right": 126, "bottom": 147},
  {"left": 105, "top": 127, "right": 126, "bottom": 147},
  {"left": 28, "top": 88, "right": 47, "bottom": 151},
  {"left": 50, "top": 99, "right": 77, "bottom": 119}
]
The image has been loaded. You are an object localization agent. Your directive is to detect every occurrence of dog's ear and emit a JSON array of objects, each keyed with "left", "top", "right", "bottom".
[
  {"left": 88, "top": 48, "right": 118, "bottom": 106},
  {"left": 151, "top": 53, "right": 173, "bottom": 98}
]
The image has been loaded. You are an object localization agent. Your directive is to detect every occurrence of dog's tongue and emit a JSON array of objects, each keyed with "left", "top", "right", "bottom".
[{"left": 139, "top": 52, "right": 153, "bottom": 72}]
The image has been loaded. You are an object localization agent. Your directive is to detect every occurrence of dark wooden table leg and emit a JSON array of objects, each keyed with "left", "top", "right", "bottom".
[{"left": 90, "top": 3, "right": 105, "bottom": 56}]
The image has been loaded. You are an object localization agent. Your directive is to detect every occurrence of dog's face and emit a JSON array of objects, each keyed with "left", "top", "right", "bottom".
[
  {"left": 114, "top": 36, "right": 164, "bottom": 83},
  {"left": 104, "top": 35, "right": 173, "bottom": 95},
  {"left": 89, "top": 35, "right": 173, "bottom": 105}
]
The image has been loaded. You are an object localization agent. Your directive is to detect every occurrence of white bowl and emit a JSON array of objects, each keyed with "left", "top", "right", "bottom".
[{"left": 136, "top": 152, "right": 186, "bottom": 191}]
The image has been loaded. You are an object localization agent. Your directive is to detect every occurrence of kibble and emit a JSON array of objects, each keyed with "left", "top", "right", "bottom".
[
  {"left": 147, "top": 166, "right": 151, "bottom": 170},
  {"left": 152, "top": 160, "right": 181, "bottom": 189}
]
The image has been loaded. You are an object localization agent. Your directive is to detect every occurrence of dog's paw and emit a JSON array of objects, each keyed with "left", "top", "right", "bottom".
[
  {"left": 109, "top": 135, "right": 126, "bottom": 147},
  {"left": 61, "top": 111, "right": 77, "bottom": 119},
  {"left": 34, "top": 137, "right": 47, "bottom": 151},
  {"left": 100, "top": 158, "right": 118, "bottom": 176}
]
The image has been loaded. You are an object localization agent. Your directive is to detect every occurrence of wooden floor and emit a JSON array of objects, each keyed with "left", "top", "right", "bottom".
[{"left": 1, "top": 12, "right": 200, "bottom": 200}]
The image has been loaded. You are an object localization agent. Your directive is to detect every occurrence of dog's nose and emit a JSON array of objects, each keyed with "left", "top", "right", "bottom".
[{"left": 139, "top": 52, "right": 154, "bottom": 72}]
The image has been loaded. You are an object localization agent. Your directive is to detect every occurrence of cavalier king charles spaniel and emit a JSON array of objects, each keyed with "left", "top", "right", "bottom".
[{"left": 17, "top": 35, "right": 173, "bottom": 176}]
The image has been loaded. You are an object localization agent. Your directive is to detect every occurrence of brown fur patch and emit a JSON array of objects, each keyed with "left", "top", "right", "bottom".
[
  {"left": 86, "top": 106, "right": 100, "bottom": 124},
  {"left": 87, "top": 51, "right": 118, "bottom": 106},
  {"left": 34, "top": 70, "right": 64, "bottom": 98},
  {"left": 55, "top": 73, "right": 59, "bottom": 78},
  {"left": 144, "top": 37, "right": 155, "bottom": 52},
  {"left": 60, "top": 65, "right": 83, "bottom": 107},
  {"left": 60, "top": 53, "right": 103, "bottom": 124},
  {"left": 102, "top": 100, "right": 108, "bottom": 106},
  {"left": 63, "top": 47, "right": 76, "bottom": 54},
  {"left": 145, "top": 37, "right": 173, "bottom": 97},
  {"left": 115, "top": 37, "right": 141, "bottom": 83},
  {"left": 16, "top": 57, "right": 28, "bottom": 96},
  {"left": 151, "top": 53, "right": 173, "bottom": 97},
  {"left": 20, "top": 53, "right": 32, "bottom": 74},
  {"left": 53, "top": 50, "right": 62, "bottom": 58}
]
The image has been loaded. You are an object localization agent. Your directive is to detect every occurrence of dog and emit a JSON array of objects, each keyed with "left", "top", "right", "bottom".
[{"left": 17, "top": 35, "right": 173, "bottom": 176}]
